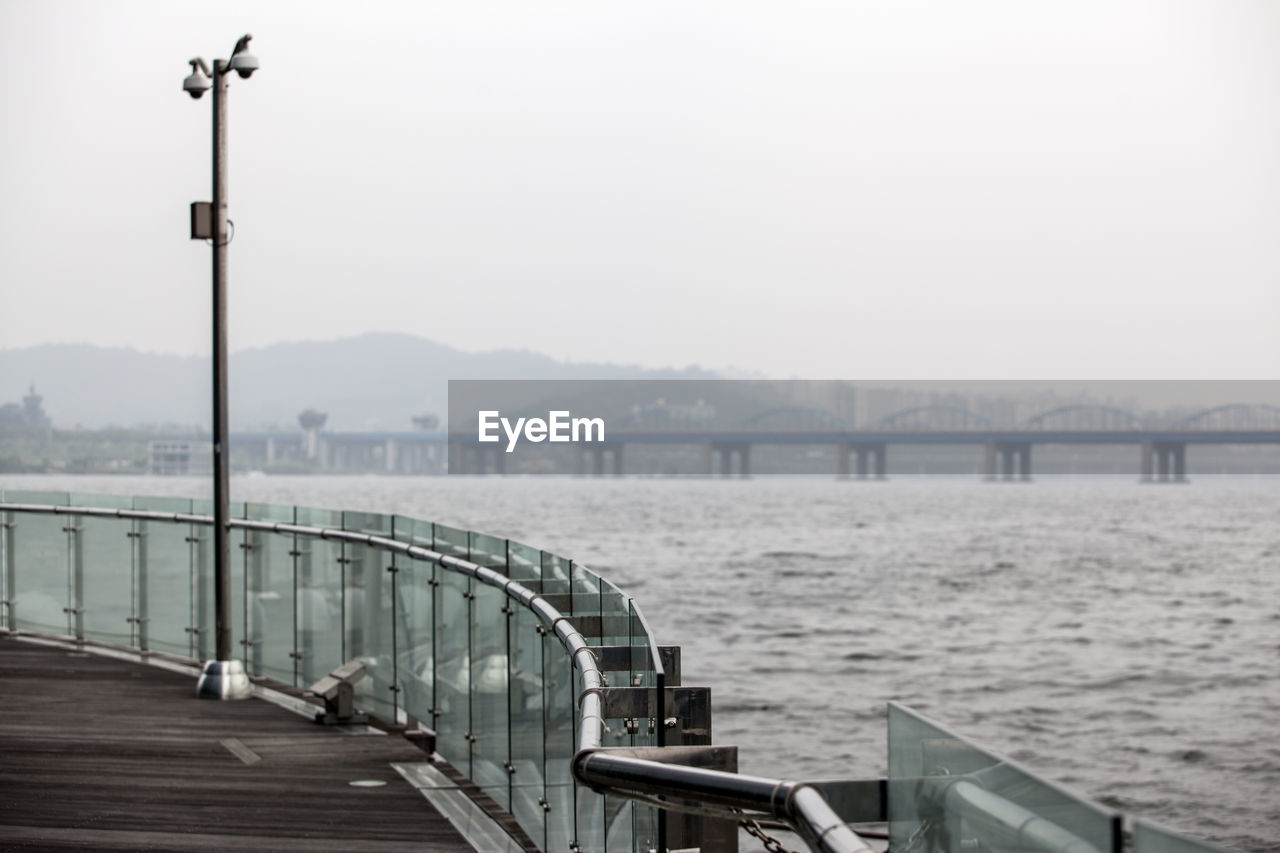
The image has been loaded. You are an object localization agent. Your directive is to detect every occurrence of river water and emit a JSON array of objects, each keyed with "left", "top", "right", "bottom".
[{"left": 4, "top": 474, "right": 1277, "bottom": 850}]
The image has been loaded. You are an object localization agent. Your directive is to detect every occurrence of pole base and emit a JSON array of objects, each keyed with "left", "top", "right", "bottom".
[{"left": 196, "top": 659, "right": 252, "bottom": 700}]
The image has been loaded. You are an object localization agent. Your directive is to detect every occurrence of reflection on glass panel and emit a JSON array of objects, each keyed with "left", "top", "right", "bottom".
[
  {"left": 133, "top": 497, "right": 198, "bottom": 657},
  {"left": 244, "top": 503, "right": 295, "bottom": 684},
  {"left": 507, "top": 541, "right": 541, "bottom": 584},
  {"left": 575, "top": 763, "right": 607, "bottom": 851},
  {"left": 78, "top": 508, "right": 133, "bottom": 647},
  {"left": 435, "top": 524, "right": 469, "bottom": 559},
  {"left": 572, "top": 561, "right": 601, "bottom": 595},
  {"left": 571, "top": 562, "right": 602, "bottom": 647},
  {"left": 542, "top": 553, "right": 571, "bottom": 596},
  {"left": 544, "top": 629, "right": 574, "bottom": 853},
  {"left": 1133, "top": 820, "right": 1240, "bottom": 853},
  {"left": 436, "top": 570, "right": 472, "bottom": 777},
  {"left": 510, "top": 605, "right": 546, "bottom": 848},
  {"left": 470, "top": 532, "right": 507, "bottom": 573},
  {"left": 471, "top": 581, "right": 511, "bottom": 810},
  {"left": 573, "top": 666, "right": 607, "bottom": 851},
  {"left": 7, "top": 493, "right": 70, "bottom": 634},
  {"left": 295, "top": 507, "right": 343, "bottom": 686},
  {"left": 599, "top": 578, "right": 630, "bottom": 649},
  {"left": 393, "top": 517, "right": 434, "bottom": 728},
  {"left": 628, "top": 603, "right": 657, "bottom": 690},
  {"left": 631, "top": 802, "right": 659, "bottom": 853},
  {"left": 888, "top": 703, "right": 1120, "bottom": 853},
  {"left": 343, "top": 511, "right": 395, "bottom": 721}
]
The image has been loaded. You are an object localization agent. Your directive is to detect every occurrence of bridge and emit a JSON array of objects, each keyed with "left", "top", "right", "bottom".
[
  {"left": 446, "top": 403, "right": 1280, "bottom": 481},
  {"left": 157, "top": 403, "right": 1278, "bottom": 480}
]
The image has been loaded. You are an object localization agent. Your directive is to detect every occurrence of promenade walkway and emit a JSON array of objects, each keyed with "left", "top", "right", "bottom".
[{"left": 0, "top": 636, "right": 477, "bottom": 851}]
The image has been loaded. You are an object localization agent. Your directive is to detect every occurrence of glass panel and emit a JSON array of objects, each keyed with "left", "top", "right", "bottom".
[
  {"left": 77, "top": 499, "right": 134, "bottom": 647},
  {"left": 510, "top": 604, "right": 546, "bottom": 848},
  {"left": 628, "top": 602, "right": 657, "bottom": 690},
  {"left": 507, "top": 541, "right": 542, "bottom": 584},
  {"left": 343, "top": 510, "right": 395, "bottom": 721},
  {"left": 7, "top": 493, "right": 71, "bottom": 634},
  {"left": 69, "top": 492, "right": 133, "bottom": 511},
  {"left": 542, "top": 626, "right": 575, "bottom": 853},
  {"left": 244, "top": 503, "right": 295, "bottom": 684},
  {"left": 599, "top": 578, "right": 630, "bottom": 649},
  {"left": 888, "top": 702, "right": 1120, "bottom": 853},
  {"left": 434, "top": 523, "right": 469, "bottom": 559},
  {"left": 574, "top": 667, "right": 607, "bottom": 852},
  {"left": 1133, "top": 820, "right": 1239, "bottom": 853},
  {"left": 1, "top": 509, "right": 9, "bottom": 632},
  {"left": 294, "top": 506, "right": 344, "bottom": 685},
  {"left": 3, "top": 489, "right": 70, "bottom": 506},
  {"left": 133, "top": 497, "right": 200, "bottom": 657},
  {"left": 470, "top": 532, "right": 507, "bottom": 573},
  {"left": 471, "top": 579, "right": 511, "bottom": 810},
  {"left": 544, "top": 627, "right": 575, "bottom": 853},
  {"left": 393, "top": 517, "right": 435, "bottom": 728},
  {"left": 176, "top": 498, "right": 246, "bottom": 660},
  {"left": 571, "top": 562, "right": 603, "bottom": 645},
  {"left": 436, "top": 569, "right": 472, "bottom": 776},
  {"left": 541, "top": 552, "right": 572, "bottom": 596}
]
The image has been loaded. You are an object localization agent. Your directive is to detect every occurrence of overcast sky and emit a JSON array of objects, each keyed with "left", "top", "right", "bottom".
[{"left": 1, "top": 0, "right": 1277, "bottom": 379}]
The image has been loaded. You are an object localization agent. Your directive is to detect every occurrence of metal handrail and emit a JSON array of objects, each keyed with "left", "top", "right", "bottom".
[{"left": 0, "top": 501, "right": 871, "bottom": 852}]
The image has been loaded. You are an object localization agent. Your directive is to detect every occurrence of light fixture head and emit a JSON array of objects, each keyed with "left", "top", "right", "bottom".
[
  {"left": 183, "top": 60, "right": 211, "bottom": 99},
  {"left": 229, "top": 51, "right": 259, "bottom": 79},
  {"left": 230, "top": 34, "right": 258, "bottom": 79}
]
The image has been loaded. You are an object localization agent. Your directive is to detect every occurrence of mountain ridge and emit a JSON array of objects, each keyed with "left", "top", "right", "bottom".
[{"left": 0, "top": 333, "right": 716, "bottom": 430}]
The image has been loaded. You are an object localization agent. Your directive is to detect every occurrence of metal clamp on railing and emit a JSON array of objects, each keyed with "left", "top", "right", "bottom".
[{"left": 307, "top": 659, "right": 368, "bottom": 725}]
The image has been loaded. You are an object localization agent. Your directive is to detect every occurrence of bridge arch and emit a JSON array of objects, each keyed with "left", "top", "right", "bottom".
[
  {"left": 1021, "top": 404, "right": 1147, "bottom": 431},
  {"left": 1173, "top": 403, "right": 1280, "bottom": 430},
  {"left": 869, "top": 406, "right": 993, "bottom": 431}
]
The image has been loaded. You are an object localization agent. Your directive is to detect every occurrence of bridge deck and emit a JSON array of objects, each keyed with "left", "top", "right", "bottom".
[{"left": 0, "top": 636, "right": 472, "bottom": 851}]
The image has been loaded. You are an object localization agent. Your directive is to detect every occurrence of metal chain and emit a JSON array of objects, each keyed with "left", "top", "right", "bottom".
[{"left": 735, "top": 809, "right": 802, "bottom": 853}]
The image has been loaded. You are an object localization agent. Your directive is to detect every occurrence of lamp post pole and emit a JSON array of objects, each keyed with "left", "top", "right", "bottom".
[
  {"left": 185, "top": 36, "right": 258, "bottom": 700},
  {"left": 211, "top": 56, "right": 232, "bottom": 668}
]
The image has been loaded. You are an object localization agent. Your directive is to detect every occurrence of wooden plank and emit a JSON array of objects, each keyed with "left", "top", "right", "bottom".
[{"left": 0, "top": 637, "right": 473, "bottom": 851}]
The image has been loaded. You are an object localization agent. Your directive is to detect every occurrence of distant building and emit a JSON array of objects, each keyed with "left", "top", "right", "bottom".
[{"left": 149, "top": 441, "right": 212, "bottom": 476}]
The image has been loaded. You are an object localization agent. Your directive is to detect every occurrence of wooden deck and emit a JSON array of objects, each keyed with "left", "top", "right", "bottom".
[{"left": 0, "top": 636, "right": 474, "bottom": 851}]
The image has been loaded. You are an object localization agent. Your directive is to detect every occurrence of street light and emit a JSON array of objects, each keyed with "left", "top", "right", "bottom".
[{"left": 185, "top": 33, "right": 258, "bottom": 701}]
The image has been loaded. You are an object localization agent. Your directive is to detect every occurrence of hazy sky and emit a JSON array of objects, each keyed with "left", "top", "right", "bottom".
[{"left": 2, "top": 0, "right": 1277, "bottom": 379}]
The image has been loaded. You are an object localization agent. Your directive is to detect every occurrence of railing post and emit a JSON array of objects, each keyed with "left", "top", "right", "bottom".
[
  {"left": 389, "top": 516, "right": 400, "bottom": 723},
  {"left": 136, "top": 520, "right": 150, "bottom": 653},
  {"left": 192, "top": 521, "right": 210, "bottom": 660},
  {"left": 69, "top": 515, "right": 84, "bottom": 643},
  {"left": 290, "top": 507, "right": 300, "bottom": 687},
  {"left": 1, "top": 509, "right": 11, "bottom": 632}
]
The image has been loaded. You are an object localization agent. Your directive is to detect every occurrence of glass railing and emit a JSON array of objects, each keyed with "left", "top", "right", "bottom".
[
  {"left": 0, "top": 491, "right": 1238, "bottom": 853},
  {"left": 0, "top": 490, "right": 664, "bottom": 852}
]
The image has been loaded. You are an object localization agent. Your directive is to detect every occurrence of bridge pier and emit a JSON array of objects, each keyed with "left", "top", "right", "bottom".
[
  {"left": 1141, "top": 441, "right": 1188, "bottom": 483},
  {"left": 711, "top": 442, "right": 750, "bottom": 478},
  {"left": 573, "top": 445, "right": 623, "bottom": 477},
  {"left": 984, "top": 442, "right": 1031, "bottom": 481},
  {"left": 837, "top": 443, "right": 885, "bottom": 480},
  {"left": 448, "top": 442, "right": 505, "bottom": 474}
]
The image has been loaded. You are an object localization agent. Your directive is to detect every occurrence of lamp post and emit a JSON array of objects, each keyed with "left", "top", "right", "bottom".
[{"left": 183, "top": 34, "right": 259, "bottom": 700}]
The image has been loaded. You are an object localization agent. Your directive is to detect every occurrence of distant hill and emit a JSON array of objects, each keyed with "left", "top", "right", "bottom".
[{"left": 0, "top": 334, "right": 716, "bottom": 431}]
